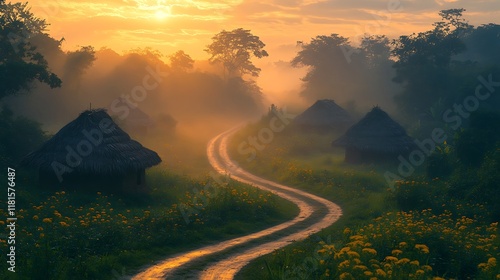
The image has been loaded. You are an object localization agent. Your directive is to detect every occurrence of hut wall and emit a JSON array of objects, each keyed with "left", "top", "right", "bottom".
[
  {"left": 39, "top": 169, "right": 62, "bottom": 190},
  {"left": 344, "top": 148, "right": 404, "bottom": 164},
  {"left": 122, "top": 169, "right": 148, "bottom": 193},
  {"left": 38, "top": 168, "right": 149, "bottom": 193}
]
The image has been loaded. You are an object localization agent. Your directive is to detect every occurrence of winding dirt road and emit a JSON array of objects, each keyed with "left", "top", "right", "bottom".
[{"left": 132, "top": 127, "right": 342, "bottom": 279}]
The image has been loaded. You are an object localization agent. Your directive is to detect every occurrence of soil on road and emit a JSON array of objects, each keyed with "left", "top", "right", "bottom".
[{"left": 132, "top": 127, "right": 343, "bottom": 279}]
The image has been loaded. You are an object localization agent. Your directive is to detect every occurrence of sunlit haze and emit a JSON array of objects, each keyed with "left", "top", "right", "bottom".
[
  {"left": 2, "top": 1, "right": 500, "bottom": 278},
  {"left": 30, "top": 0, "right": 499, "bottom": 60}
]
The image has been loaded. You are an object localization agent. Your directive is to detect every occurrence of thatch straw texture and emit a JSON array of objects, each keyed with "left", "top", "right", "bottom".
[
  {"left": 294, "top": 99, "right": 353, "bottom": 128},
  {"left": 332, "top": 107, "right": 415, "bottom": 153},
  {"left": 21, "top": 109, "right": 161, "bottom": 174}
]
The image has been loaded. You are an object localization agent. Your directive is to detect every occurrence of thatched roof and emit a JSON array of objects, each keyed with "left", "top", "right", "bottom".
[
  {"left": 332, "top": 107, "right": 416, "bottom": 153},
  {"left": 110, "top": 98, "right": 154, "bottom": 127},
  {"left": 293, "top": 99, "right": 352, "bottom": 128},
  {"left": 21, "top": 109, "right": 161, "bottom": 174}
]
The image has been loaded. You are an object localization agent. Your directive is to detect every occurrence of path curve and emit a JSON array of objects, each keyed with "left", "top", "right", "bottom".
[{"left": 132, "top": 127, "right": 342, "bottom": 279}]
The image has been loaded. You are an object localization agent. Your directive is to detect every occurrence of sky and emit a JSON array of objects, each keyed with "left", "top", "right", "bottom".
[{"left": 28, "top": 0, "right": 500, "bottom": 62}]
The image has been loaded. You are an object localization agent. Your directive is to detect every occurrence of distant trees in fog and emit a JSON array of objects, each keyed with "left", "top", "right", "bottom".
[
  {"left": 292, "top": 9, "right": 500, "bottom": 130},
  {"left": 205, "top": 28, "right": 269, "bottom": 78}
]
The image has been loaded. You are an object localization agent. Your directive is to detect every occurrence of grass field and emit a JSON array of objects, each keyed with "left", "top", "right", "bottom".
[
  {"left": 229, "top": 120, "right": 500, "bottom": 280},
  {"left": 0, "top": 166, "right": 298, "bottom": 279}
]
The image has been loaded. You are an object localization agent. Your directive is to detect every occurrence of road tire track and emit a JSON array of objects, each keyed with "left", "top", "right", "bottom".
[{"left": 132, "top": 127, "right": 342, "bottom": 279}]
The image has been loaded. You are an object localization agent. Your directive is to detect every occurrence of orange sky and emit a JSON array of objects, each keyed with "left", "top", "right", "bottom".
[{"left": 29, "top": 0, "right": 499, "bottom": 62}]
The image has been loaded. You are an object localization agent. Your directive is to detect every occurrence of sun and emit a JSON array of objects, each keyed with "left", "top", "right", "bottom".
[{"left": 154, "top": 8, "right": 170, "bottom": 20}]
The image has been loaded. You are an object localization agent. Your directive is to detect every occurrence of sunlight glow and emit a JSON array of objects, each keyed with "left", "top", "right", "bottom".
[{"left": 154, "top": 7, "right": 171, "bottom": 20}]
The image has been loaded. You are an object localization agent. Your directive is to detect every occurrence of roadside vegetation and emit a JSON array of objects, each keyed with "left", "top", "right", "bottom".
[
  {"left": 0, "top": 168, "right": 298, "bottom": 279},
  {"left": 230, "top": 110, "right": 499, "bottom": 280}
]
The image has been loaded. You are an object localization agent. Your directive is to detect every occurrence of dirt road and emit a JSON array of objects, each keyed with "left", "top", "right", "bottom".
[{"left": 132, "top": 127, "right": 342, "bottom": 279}]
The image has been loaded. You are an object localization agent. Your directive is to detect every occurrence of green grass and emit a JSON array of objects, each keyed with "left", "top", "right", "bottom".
[
  {"left": 229, "top": 124, "right": 401, "bottom": 279},
  {"left": 229, "top": 122, "right": 499, "bottom": 280},
  {"left": 0, "top": 167, "right": 298, "bottom": 279}
]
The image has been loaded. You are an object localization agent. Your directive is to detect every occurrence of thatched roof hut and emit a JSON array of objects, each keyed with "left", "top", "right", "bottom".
[
  {"left": 110, "top": 99, "right": 155, "bottom": 135},
  {"left": 21, "top": 109, "right": 161, "bottom": 192},
  {"left": 332, "top": 107, "right": 416, "bottom": 163},
  {"left": 293, "top": 99, "right": 353, "bottom": 131},
  {"left": 126, "top": 106, "right": 154, "bottom": 129}
]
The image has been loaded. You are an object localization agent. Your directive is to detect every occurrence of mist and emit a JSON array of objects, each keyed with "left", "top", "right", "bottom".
[{"left": 3, "top": 8, "right": 500, "bottom": 173}]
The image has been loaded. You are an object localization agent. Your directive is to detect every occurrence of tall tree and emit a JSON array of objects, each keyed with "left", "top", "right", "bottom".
[
  {"left": 391, "top": 9, "right": 471, "bottom": 119},
  {"left": 63, "top": 45, "right": 96, "bottom": 90},
  {"left": 0, "top": 1, "right": 61, "bottom": 98},
  {"left": 292, "top": 33, "right": 401, "bottom": 112},
  {"left": 205, "top": 28, "right": 268, "bottom": 78},
  {"left": 169, "top": 50, "right": 194, "bottom": 72},
  {"left": 291, "top": 34, "right": 365, "bottom": 102},
  {"left": 459, "top": 23, "right": 500, "bottom": 66},
  {"left": 360, "top": 35, "right": 391, "bottom": 69}
]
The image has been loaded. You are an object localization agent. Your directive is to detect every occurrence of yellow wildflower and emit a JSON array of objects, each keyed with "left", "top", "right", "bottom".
[
  {"left": 376, "top": 269, "right": 387, "bottom": 277},
  {"left": 350, "top": 235, "right": 364, "bottom": 241},
  {"left": 339, "top": 272, "right": 352, "bottom": 280},
  {"left": 59, "top": 221, "right": 69, "bottom": 227},
  {"left": 391, "top": 249, "right": 403, "bottom": 256},
  {"left": 422, "top": 265, "right": 433, "bottom": 272},
  {"left": 362, "top": 248, "right": 377, "bottom": 255},
  {"left": 340, "top": 247, "right": 351, "bottom": 253},
  {"left": 353, "top": 265, "right": 368, "bottom": 271},
  {"left": 396, "top": 258, "right": 410, "bottom": 265},
  {"left": 347, "top": 251, "right": 360, "bottom": 258},
  {"left": 339, "top": 260, "right": 350, "bottom": 269},
  {"left": 385, "top": 256, "right": 398, "bottom": 262},
  {"left": 415, "top": 244, "right": 430, "bottom": 254}
]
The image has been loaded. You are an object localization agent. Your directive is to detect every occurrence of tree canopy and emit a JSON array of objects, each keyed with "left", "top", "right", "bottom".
[
  {"left": 291, "top": 33, "right": 397, "bottom": 113},
  {"left": 0, "top": 1, "right": 61, "bottom": 99},
  {"left": 169, "top": 50, "right": 194, "bottom": 72},
  {"left": 205, "top": 28, "right": 268, "bottom": 78},
  {"left": 391, "top": 9, "right": 500, "bottom": 123}
]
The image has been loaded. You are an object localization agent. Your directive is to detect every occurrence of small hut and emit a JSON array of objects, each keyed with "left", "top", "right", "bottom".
[
  {"left": 293, "top": 99, "right": 353, "bottom": 132},
  {"left": 21, "top": 109, "right": 161, "bottom": 192},
  {"left": 332, "top": 107, "right": 416, "bottom": 163},
  {"left": 124, "top": 106, "right": 155, "bottom": 135},
  {"left": 109, "top": 98, "right": 155, "bottom": 135}
]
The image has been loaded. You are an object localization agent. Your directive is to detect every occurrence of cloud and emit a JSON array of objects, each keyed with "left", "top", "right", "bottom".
[{"left": 28, "top": 0, "right": 500, "bottom": 60}]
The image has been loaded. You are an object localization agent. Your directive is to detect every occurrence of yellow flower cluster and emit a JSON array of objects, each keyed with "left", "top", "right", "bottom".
[
  {"left": 312, "top": 210, "right": 499, "bottom": 279},
  {"left": 316, "top": 232, "right": 434, "bottom": 279}
]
